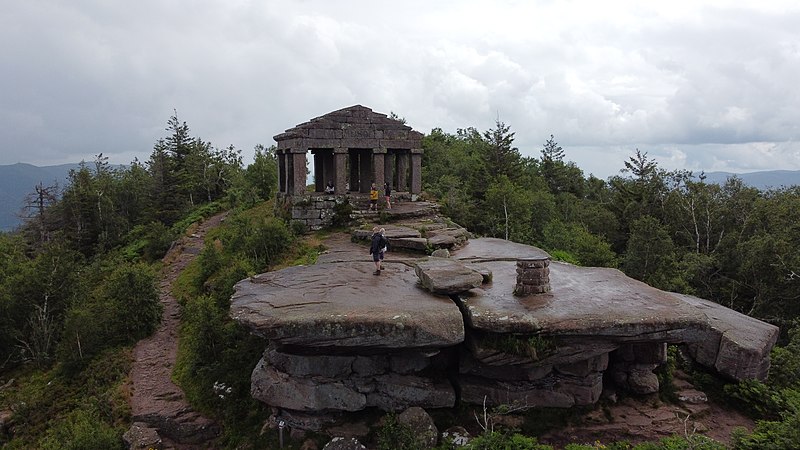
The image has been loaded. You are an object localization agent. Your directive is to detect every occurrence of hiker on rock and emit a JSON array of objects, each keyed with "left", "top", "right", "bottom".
[{"left": 370, "top": 227, "right": 387, "bottom": 275}]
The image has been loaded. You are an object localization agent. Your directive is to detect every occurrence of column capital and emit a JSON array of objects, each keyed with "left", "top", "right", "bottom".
[{"left": 372, "top": 147, "right": 388, "bottom": 154}]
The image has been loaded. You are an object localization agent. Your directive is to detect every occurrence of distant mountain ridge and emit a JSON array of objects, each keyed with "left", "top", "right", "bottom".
[
  {"left": 2, "top": 164, "right": 799, "bottom": 231},
  {"left": 0, "top": 163, "right": 80, "bottom": 231},
  {"left": 700, "top": 170, "right": 800, "bottom": 190}
]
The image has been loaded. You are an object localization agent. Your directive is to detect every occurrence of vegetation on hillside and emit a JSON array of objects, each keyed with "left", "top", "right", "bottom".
[{"left": 2, "top": 113, "right": 800, "bottom": 448}]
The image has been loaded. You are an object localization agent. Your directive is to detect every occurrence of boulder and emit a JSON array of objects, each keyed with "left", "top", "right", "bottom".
[
  {"left": 397, "top": 407, "right": 438, "bottom": 448},
  {"left": 414, "top": 258, "right": 484, "bottom": 295},
  {"left": 251, "top": 360, "right": 366, "bottom": 412},
  {"left": 430, "top": 248, "right": 450, "bottom": 258},
  {"left": 351, "top": 226, "right": 421, "bottom": 241},
  {"left": 391, "top": 237, "right": 429, "bottom": 252}
]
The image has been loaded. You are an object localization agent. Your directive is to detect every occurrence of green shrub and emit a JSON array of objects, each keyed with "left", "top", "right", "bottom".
[
  {"left": 58, "top": 262, "right": 160, "bottom": 370},
  {"left": 329, "top": 199, "right": 354, "bottom": 228},
  {"left": 37, "top": 406, "right": 123, "bottom": 450}
]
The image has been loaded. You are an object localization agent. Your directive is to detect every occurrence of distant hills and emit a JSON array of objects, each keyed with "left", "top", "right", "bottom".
[
  {"left": 0, "top": 163, "right": 80, "bottom": 231},
  {"left": 700, "top": 170, "right": 800, "bottom": 190},
  {"left": 1, "top": 163, "right": 800, "bottom": 231}
]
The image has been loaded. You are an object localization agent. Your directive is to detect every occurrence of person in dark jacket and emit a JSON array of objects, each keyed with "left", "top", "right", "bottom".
[{"left": 369, "top": 227, "right": 387, "bottom": 275}]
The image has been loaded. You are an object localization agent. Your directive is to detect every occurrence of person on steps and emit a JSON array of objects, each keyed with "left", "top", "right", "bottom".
[
  {"left": 384, "top": 182, "right": 392, "bottom": 209},
  {"left": 369, "top": 183, "right": 379, "bottom": 211}
]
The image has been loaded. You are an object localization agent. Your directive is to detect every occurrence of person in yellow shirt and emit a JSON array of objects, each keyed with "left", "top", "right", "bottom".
[{"left": 369, "top": 183, "right": 379, "bottom": 211}]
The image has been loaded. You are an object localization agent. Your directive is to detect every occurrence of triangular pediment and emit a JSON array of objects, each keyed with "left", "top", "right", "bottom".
[{"left": 275, "top": 105, "right": 418, "bottom": 142}]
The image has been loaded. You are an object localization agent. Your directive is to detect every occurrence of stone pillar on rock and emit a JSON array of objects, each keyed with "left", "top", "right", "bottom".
[
  {"left": 410, "top": 149, "right": 423, "bottom": 194},
  {"left": 277, "top": 150, "right": 287, "bottom": 194},
  {"left": 514, "top": 258, "right": 551, "bottom": 296},
  {"left": 290, "top": 149, "right": 307, "bottom": 196},
  {"left": 396, "top": 151, "right": 409, "bottom": 192},
  {"left": 334, "top": 147, "right": 348, "bottom": 194},
  {"left": 373, "top": 148, "right": 386, "bottom": 191}
]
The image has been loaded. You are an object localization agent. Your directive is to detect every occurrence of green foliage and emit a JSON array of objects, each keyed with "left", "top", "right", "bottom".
[
  {"left": 243, "top": 144, "right": 279, "bottom": 200},
  {"left": 172, "top": 202, "right": 302, "bottom": 444},
  {"left": 329, "top": 198, "right": 354, "bottom": 229},
  {"left": 37, "top": 406, "right": 124, "bottom": 450},
  {"left": 540, "top": 220, "right": 617, "bottom": 267},
  {"left": 655, "top": 346, "right": 679, "bottom": 403},
  {"left": 58, "top": 261, "right": 160, "bottom": 370},
  {"left": 376, "top": 414, "right": 419, "bottom": 450},
  {"left": 465, "top": 431, "right": 552, "bottom": 449},
  {"left": 548, "top": 249, "right": 581, "bottom": 265},
  {"left": 484, "top": 175, "right": 535, "bottom": 242},
  {"left": 0, "top": 347, "right": 131, "bottom": 448},
  {"left": 623, "top": 216, "right": 680, "bottom": 290}
]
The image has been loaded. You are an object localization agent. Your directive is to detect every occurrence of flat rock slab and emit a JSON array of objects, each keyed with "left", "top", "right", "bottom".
[
  {"left": 351, "top": 225, "right": 421, "bottom": 241},
  {"left": 415, "top": 258, "right": 484, "bottom": 294},
  {"left": 453, "top": 237, "right": 550, "bottom": 261},
  {"left": 231, "top": 262, "right": 464, "bottom": 348},
  {"left": 452, "top": 238, "right": 779, "bottom": 381}
]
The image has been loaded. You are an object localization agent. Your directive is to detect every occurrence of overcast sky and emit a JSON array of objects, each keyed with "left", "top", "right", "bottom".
[{"left": 2, "top": 0, "right": 800, "bottom": 179}]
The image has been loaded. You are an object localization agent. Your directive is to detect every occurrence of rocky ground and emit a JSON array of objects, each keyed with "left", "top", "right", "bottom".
[{"left": 538, "top": 371, "right": 754, "bottom": 447}]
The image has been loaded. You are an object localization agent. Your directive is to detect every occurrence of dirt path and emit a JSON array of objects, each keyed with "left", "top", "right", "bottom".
[{"left": 129, "top": 212, "right": 228, "bottom": 448}]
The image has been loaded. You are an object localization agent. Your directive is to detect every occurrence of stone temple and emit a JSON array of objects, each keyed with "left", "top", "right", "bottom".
[
  {"left": 274, "top": 105, "right": 424, "bottom": 230},
  {"left": 230, "top": 106, "right": 779, "bottom": 432}
]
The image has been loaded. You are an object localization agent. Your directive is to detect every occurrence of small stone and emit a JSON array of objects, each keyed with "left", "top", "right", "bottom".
[
  {"left": 123, "top": 422, "right": 162, "bottom": 450},
  {"left": 322, "top": 436, "right": 366, "bottom": 450}
]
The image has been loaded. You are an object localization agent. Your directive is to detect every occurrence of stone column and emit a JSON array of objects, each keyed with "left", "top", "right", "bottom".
[
  {"left": 290, "top": 150, "right": 307, "bottom": 196},
  {"left": 313, "top": 151, "right": 324, "bottom": 192},
  {"left": 372, "top": 148, "right": 386, "bottom": 192},
  {"left": 322, "top": 151, "right": 335, "bottom": 190},
  {"left": 349, "top": 151, "right": 360, "bottom": 193},
  {"left": 396, "top": 151, "right": 409, "bottom": 192},
  {"left": 410, "top": 149, "right": 423, "bottom": 194},
  {"left": 278, "top": 150, "right": 287, "bottom": 194},
  {"left": 514, "top": 258, "right": 551, "bottom": 296},
  {"left": 334, "top": 147, "right": 347, "bottom": 194},
  {"left": 359, "top": 151, "right": 372, "bottom": 193},
  {"left": 384, "top": 151, "right": 394, "bottom": 189}
]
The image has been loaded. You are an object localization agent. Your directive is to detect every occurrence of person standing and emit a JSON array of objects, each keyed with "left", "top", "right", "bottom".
[
  {"left": 384, "top": 182, "right": 392, "bottom": 209},
  {"left": 369, "top": 227, "right": 387, "bottom": 275},
  {"left": 369, "top": 183, "right": 379, "bottom": 211}
]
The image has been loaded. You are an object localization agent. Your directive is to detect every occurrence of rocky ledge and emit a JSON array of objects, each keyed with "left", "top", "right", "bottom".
[{"left": 230, "top": 227, "right": 778, "bottom": 430}]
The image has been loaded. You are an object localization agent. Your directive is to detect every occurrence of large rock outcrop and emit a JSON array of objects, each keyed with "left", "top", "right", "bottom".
[{"left": 230, "top": 221, "right": 779, "bottom": 427}]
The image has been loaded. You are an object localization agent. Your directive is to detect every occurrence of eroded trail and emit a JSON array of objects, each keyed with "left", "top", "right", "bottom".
[{"left": 129, "top": 212, "right": 228, "bottom": 448}]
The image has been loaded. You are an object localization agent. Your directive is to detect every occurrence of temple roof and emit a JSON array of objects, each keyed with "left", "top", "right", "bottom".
[{"left": 273, "top": 105, "right": 423, "bottom": 145}]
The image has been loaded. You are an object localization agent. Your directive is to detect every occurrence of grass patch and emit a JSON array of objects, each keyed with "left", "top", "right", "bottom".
[{"left": 482, "top": 333, "right": 557, "bottom": 361}]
